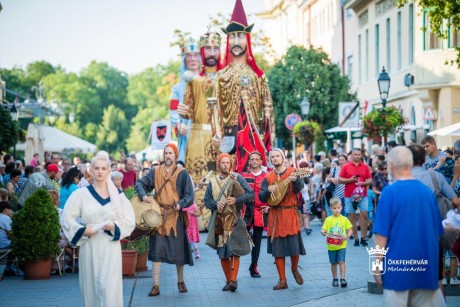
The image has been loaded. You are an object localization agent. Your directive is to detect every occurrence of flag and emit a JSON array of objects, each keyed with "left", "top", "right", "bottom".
[{"left": 235, "top": 100, "right": 267, "bottom": 172}]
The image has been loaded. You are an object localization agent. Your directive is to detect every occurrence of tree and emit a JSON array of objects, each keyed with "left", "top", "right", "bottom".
[
  {"left": 0, "top": 105, "right": 19, "bottom": 153},
  {"left": 398, "top": 0, "right": 460, "bottom": 67},
  {"left": 96, "top": 105, "right": 130, "bottom": 154},
  {"left": 125, "top": 61, "right": 180, "bottom": 152},
  {"left": 80, "top": 61, "right": 136, "bottom": 119},
  {"left": 268, "top": 46, "right": 356, "bottom": 149}
]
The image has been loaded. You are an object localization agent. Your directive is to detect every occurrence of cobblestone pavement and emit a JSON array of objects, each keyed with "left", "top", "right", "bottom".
[{"left": 1, "top": 219, "right": 459, "bottom": 306}]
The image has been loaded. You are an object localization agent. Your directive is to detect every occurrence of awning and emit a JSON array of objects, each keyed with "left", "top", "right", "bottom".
[
  {"left": 325, "top": 126, "right": 361, "bottom": 133},
  {"left": 16, "top": 124, "right": 97, "bottom": 160},
  {"left": 428, "top": 122, "right": 460, "bottom": 137}
]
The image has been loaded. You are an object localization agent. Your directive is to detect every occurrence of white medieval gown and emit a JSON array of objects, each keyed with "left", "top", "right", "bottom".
[{"left": 61, "top": 186, "right": 135, "bottom": 307}]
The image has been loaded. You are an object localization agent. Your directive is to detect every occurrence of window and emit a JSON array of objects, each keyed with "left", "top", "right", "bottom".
[
  {"left": 409, "top": 4, "right": 414, "bottom": 64},
  {"left": 397, "top": 12, "right": 402, "bottom": 70},
  {"left": 423, "top": 12, "right": 442, "bottom": 50},
  {"left": 375, "top": 24, "right": 380, "bottom": 77},
  {"left": 358, "top": 34, "right": 362, "bottom": 84},
  {"left": 347, "top": 55, "right": 353, "bottom": 83},
  {"left": 386, "top": 18, "right": 391, "bottom": 72},
  {"left": 366, "top": 29, "right": 369, "bottom": 81},
  {"left": 448, "top": 25, "right": 460, "bottom": 48}
]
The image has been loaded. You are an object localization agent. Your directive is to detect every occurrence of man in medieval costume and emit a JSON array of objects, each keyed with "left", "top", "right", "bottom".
[
  {"left": 204, "top": 153, "right": 253, "bottom": 292},
  {"left": 169, "top": 37, "right": 201, "bottom": 163},
  {"left": 259, "top": 148, "right": 306, "bottom": 290},
  {"left": 135, "top": 143, "right": 194, "bottom": 297},
  {"left": 215, "top": 0, "right": 274, "bottom": 170},
  {"left": 178, "top": 29, "right": 222, "bottom": 230},
  {"left": 242, "top": 151, "right": 269, "bottom": 278}
]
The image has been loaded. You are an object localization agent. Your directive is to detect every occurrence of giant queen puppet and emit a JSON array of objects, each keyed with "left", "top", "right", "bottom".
[{"left": 176, "top": 29, "right": 222, "bottom": 229}]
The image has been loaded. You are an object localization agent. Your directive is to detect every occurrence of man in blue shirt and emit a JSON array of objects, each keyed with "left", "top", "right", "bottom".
[{"left": 373, "top": 146, "right": 444, "bottom": 306}]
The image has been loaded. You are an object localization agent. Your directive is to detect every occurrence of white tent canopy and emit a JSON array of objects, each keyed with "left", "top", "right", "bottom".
[
  {"left": 135, "top": 140, "right": 178, "bottom": 162},
  {"left": 428, "top": 122, "right": 460, "bottom": 137},
  {"left": 325, "top": 126, "right": 360, "bottom": 133},
  {"left": 17, "top": 124, "right": 97, "bottom": 164}
]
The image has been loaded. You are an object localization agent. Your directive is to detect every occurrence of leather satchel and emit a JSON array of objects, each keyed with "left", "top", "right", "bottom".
[
  {"left": 205, "top": 210, "right": 218, "bottom": 250},
  {"left": 228, "top": 217, "right": 252, "bottom": 256}
]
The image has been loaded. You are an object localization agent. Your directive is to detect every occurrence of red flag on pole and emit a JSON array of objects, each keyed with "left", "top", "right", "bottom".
[{"left": 263, "top": 116, "right": 272, "bottom": 153}]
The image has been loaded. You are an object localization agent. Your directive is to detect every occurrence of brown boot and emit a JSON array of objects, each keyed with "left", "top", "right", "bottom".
[
  {"left": 148, "top": 285, "right": 160, "bottom": 296},
  {"left": 273, "top": 279, "right": 288, "bottom": 290},
  {"left": 222, "top": 281, "right": 230, "bottom": 291},
  {"left": 228, "top": 281, "right": 238, "bottom": 292},
  {"left": 292, "top": 268, "right": 304, "bottom": 285},
  {"left": 178, "top": 281, "right": 188, "bottom": 293}
]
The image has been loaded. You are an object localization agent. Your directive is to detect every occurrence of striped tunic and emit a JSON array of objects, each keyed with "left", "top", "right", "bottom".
[{"left": 332, "top": 167, "right": 345, "bottom": 198}]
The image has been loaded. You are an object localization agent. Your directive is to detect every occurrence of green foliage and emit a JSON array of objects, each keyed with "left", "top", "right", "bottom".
[
  {"left": 362, "top": 107, "right": 407, "bottom": 139},
  {"left": 293, "top": 121, "right": 323, "bottom": 148},
  {"left": 0, "top": 105, "right": 19, "bottom": 153},
  {"left": 125, "top": 236, "right": 149, "bottom": 255},
  {"left": 123, "top": 186, "right": 137, "bottom": 200},
  {"left": 96, "top": 105, "right": 130, "bottom": 153},
  {"left": 268, "top": 46, "right": 355, "bottom": 149},
  {"left": 11, "top": 189, "right": 61, "bottom": 262},
  {"left": 398, "top": 0, "right": 460, "bottom": 67}
]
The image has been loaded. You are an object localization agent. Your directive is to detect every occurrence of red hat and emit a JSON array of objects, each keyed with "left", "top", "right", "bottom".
[
  {"left": 164, "top": 143, "right": 179, "bottom": 159},
  {"left": 222, "top": 0, "right": 254, "bottom": 34},
  {"left": 47, "top": 163, "right": 62, "bottom": 173}
]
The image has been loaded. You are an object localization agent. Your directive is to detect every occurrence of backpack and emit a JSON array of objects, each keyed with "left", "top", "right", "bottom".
[{"left": 429, "top": 172, "right": 454, "bottom": 219}]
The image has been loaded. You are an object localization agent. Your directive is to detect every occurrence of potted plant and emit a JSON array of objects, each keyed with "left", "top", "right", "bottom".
[
  {"left": 121, "top": 239, "right": 138, "bottom": 277},
  {"left": 126, "top": 236, "right": 149, "bottom": 272},
  {"left": 362, "top": 107, "right": 407, "bottom": 141},
  {"left": 293, "top": 120, "right": 323, "bottom": 150},
  {"left": 11, "top": 189, "right": 61, "bottom": 280}
]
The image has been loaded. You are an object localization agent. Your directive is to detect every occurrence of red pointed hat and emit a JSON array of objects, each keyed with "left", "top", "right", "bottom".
[{"left": 222, "top": 0, "right": 254, "bottom": 34}]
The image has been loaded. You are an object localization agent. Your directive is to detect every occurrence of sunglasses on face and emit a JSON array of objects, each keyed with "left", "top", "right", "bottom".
[{"left": 380, "top": 168, "right": 387, "bottom": 171}]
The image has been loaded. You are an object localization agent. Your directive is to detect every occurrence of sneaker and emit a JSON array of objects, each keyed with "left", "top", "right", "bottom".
[
  {"left": 349, "top": 235, "right": 354, "bottom": 240},
  {"left": 354, "top": 239, "right": 360, "bottom": 246},
  {"left": 360, "top": 238, "right": 368, "bottom": 246},
  {"left": 442, "top": 278, "right": 448, "bottom": 285},
  {"left": 332, "top": 278, "right": 339, "bottom": 286},
  {"left": 306, "top": 229, "right": 312, "bottom": 236},
  {"left": 450, "top": 277, "right": 460, "bottom": 285}
]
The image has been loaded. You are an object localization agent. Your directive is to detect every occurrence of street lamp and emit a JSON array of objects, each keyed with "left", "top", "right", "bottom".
[
  {"left": 300, "top": 96, "right": 310, "bottom": 119},
  {"left": 377, "top": 66, "right": 391, "bottom": 108},
  {"left": 10, "top": 103, "right": 18, "bottom": 121}
]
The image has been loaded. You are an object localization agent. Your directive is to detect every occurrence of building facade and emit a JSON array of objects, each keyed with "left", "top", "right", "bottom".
[{"left": 259, "top": 0, "right": 460, "bottom": 148}]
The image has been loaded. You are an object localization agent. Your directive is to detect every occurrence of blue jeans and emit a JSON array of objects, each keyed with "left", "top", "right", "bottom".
[
  {"left": 345, "top": 196, "right": 368, "bottom": 214},
  {"left": 328, "top": 248, "right": 346, "bottom": 264}
]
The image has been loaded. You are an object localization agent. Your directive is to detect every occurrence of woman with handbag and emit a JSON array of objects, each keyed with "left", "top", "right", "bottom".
[{"left": 325, "top": 155, "right": 347, "bottom": 217}]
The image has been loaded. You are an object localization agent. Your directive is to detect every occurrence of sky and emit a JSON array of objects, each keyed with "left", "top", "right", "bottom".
[{"left": 0, "top": 0, "right": 265, "bottom": 75}]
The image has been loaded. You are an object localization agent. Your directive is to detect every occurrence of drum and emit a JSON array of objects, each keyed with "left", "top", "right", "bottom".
[
  {"left": 130, "top": 195, "right": 162, "bottom": 231},
  {"left": 326, "top": 234, "right": 344, "bottom": 246}
]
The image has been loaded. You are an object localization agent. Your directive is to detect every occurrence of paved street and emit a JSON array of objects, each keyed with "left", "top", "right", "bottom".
[{"left": 1, "top": 219, "right": 460, "bottom": 306}]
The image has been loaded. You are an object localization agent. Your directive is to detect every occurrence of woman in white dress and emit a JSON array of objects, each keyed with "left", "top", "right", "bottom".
[{"left": 61, "top": 151, "right": 135, "bottom": 307}]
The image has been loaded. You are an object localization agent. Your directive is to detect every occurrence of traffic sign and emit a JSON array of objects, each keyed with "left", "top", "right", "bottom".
[
  {"left": 339, "top": 102, "right": 360, "bottom": 127},
  {"left": 423, "top": 107, "right": 437, "bottom": 120},
  {"left": 285, "top": 113, "right": 302, "bottom": 131}
]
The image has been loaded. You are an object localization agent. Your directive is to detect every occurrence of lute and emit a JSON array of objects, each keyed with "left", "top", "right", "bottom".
[{"left": 267, "top": 168, "right": 311, "bottom": 207}]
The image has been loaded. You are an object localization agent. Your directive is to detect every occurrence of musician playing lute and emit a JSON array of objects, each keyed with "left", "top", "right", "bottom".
[
  {"left": 204, "top": 153, "right": 253, "bottom": 292},
  {"left": 259, "top": 148, "right": 306, "bottom": 291}
]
